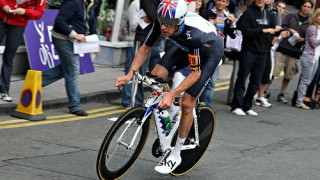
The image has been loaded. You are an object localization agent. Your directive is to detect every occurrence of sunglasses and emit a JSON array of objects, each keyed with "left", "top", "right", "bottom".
[
  {"left": 158, "top": 16, "right": 180, "bottom": 28},
  {"left": 160, "top": 23, "right": 173, "bottom": 28}
]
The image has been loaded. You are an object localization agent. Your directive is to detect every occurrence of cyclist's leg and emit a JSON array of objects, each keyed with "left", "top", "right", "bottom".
[{"left": 155, "top": 92, "right": 196, "bottom": 174}]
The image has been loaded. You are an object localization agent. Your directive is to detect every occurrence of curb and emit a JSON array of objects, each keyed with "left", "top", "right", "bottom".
[{"left": 0, "top": 90, "right": 122, "bottom": 115}]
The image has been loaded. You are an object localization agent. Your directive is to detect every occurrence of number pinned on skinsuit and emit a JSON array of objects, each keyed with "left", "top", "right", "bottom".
[{"left": 188, "top": 54, "right": 199, "bottom": 71}]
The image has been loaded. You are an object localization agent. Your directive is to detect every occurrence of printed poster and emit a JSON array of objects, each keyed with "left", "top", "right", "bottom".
[{"left": 24, "top": 9, "right": 95, "bottom": 74}]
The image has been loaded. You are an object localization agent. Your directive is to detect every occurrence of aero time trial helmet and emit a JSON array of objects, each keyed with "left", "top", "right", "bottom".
[{"left": 157, "top": 0, "right": 188, "bottom": 26}]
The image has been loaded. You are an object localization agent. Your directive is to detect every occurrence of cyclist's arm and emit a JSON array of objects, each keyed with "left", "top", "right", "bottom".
[
  {"left": 115, "top": 23, "right": 161, "bottom": 88},
  {"left": 115, "top": 44, "right": 152, "bottom": 88},
  {"left": 126, "top": 44, "right": 152, "bottom": 80}
]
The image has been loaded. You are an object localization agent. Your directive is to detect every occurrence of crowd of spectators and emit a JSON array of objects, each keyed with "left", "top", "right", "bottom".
[
  {"left": 193, "top": 0, "right": 320, "bottom": 113},
  {"left": 1, "top": 0, "right": 320, "bottom": 116},
  {"left": 123, "top": 0, "right": 320, "bottom": 113}
]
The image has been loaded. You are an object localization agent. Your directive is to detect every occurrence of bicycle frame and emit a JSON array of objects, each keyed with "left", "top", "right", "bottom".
[{"left": 117, "top": 72, "right": 200, "bottom": 153}]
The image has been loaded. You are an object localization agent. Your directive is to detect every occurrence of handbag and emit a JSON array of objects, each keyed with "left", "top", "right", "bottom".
[{"left": 225, "top": 30, "right": 243, "bottom": 52}]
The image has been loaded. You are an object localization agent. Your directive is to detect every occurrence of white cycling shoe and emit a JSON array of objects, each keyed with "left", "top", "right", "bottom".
[{"left": 154, "top": 151, "right": 182, "bottom": 174}]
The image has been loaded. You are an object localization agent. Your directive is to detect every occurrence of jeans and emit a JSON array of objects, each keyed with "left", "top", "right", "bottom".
[
  {"left": 0, "top": 20, "right": 25, "bottom": 94},
  {"left": 306, "top": 58, "right": 320, "bottom": 98},
  {"left": 231, "top": 50, "right": 266, "bottom": 111},
  {"left": 122, "top": 41, "right": 163, "bottom": 107},
  {"left": 296, "top": 53, "right": 319, "bottom": 105},
  {"left": 227, "top": 60, "right": 239, "bottom": 101},
  {"left": 42, "top": 37, "right": 81, "bottom": 112},
  {"left": 201, "top": 63, "right": 221, "bottom": 107}
]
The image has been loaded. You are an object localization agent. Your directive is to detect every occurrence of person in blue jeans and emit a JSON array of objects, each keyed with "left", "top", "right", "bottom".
[
  {"left": 200, "top": 0, "right": 236, "bottom": 107},
  {"left": 42, "top": 0, "right": 100, "bottom": 116},
  {"left": 231, "top": 0, "right": 277, "bottom": 116}
]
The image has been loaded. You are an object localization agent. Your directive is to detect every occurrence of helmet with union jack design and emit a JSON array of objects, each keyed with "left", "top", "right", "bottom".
[{"left": 157, "top": 0, "right": 188, "bottom": 26}]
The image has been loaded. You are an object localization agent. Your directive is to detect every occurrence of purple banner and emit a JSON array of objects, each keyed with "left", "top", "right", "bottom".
[{"left": 24, "top": 9, "right": 94, "bottom": 74}]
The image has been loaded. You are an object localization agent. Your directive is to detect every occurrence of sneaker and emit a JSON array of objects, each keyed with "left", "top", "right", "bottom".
[
  {"left": 1, "top": 93, "right": 13, "bottom": 102},
  {"left": 255, "top": 97, "right": 272, "bottom": 108},
  {"left": 154, "top": 150, "right": 182, "bottom": 174},
  {"left": 231, "top": 108, "right": 246, "bottom": 116},
  {"left": 245, "top": 109, "right": 258, "bottom": 116},
  {"left": 277, "top": 94, "right": 288, "bottom": 104}
]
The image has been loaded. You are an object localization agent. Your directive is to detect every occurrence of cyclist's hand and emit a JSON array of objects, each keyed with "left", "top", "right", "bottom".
[
  {"left": 158, "top": 93, "right": 174, "bottom": 109},
  {"left": 115, "top": 75, "right": 130, "bottom": 88}
]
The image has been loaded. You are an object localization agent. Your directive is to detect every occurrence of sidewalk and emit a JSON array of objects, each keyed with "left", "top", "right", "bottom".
[
  {"left": 0, "top": 65, "right": 124, "bottom": 114},
  {"left": 0, "top": 63, "right": 233, "bottom": 115}
]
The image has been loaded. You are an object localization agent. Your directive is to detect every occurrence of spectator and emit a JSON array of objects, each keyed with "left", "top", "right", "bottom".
[
  {"left": 276, "top": 0, "right": 287, "bottom": 18},
  {"left": 42, "top": 0, "right": 100, "bottom": 116},
  {"left": 258, "top": 0, "right": 287, "bottom": 100},
  {"left": 122, "top": 0, "right": 140, "bottom": 109},
  {"left": 201, "top": 0, "right": 236, "bottom": 107},
  {"left": 231, "top": 0, "right": 277, "bottom": 116},
  {"left": 273, "top": 0, "right": 313, "bottom": 104},
  {"left": 94, "top": 0, "right": 102, "bottom": 18},
  {"left": 295, "top": 8, "right": 320, "bottom": 109},
  {"left": 0, "top": 0, "right": 46, "bottom": 102},
  {"left": 226, "top": 0, "right": 247, "bottom": 105},
  {"left": 121, "top": 0, "right": 163, "bottom": 108},
  {"left": 254, "top": 0, "right": 286, "bottom": 107},
  {"left": 195, "top": 0, "right": 207, "bottom": 15},
  {"left": 305, "top": 59, "right": 320, "bottom": 106}
]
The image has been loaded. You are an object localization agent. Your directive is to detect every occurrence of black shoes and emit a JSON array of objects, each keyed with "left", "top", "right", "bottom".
[{"left": 71, "top": 109, "right": 88, "bottom": 116}]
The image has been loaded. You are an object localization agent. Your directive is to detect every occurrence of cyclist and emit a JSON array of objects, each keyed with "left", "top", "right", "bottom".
[{"left": 115, "top": 0, "right": 223, "bottom": 174}]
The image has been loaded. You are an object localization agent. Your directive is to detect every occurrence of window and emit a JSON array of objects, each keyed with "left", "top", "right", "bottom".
[{"left": 97, "top": 0, "right": 129, "bottom": 42}]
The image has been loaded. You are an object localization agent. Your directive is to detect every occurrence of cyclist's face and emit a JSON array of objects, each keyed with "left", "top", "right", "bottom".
[{"left": 160, "top": 24, "right": 178, "bottom": 37}]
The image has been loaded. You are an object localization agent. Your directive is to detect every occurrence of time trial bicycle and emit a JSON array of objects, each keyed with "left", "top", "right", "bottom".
[{"left": 96, "top": 71, "right": 216, "bottom": 180}]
